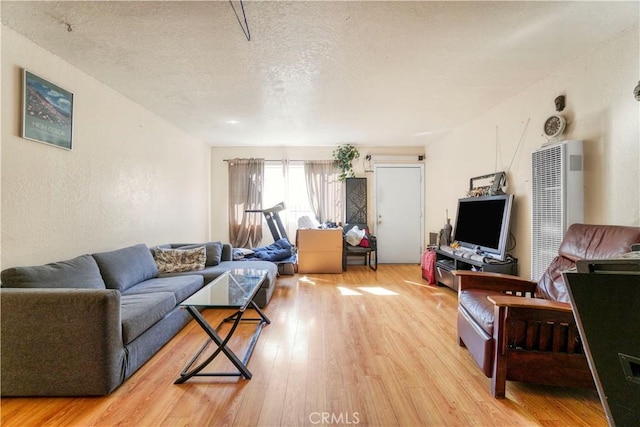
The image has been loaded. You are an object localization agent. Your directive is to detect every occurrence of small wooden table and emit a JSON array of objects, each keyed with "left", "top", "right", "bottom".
[{"left": 174, "top": 268, "right": 270, "bottom": 383}]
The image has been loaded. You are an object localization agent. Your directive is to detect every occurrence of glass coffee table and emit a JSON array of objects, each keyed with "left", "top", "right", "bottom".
[{"left": 174, "top": 268, "right": 270, "bottom": 383}]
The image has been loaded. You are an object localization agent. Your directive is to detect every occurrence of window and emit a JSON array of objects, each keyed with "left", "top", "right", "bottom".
[{"left": 263, "top": 162, "right": 315, "bottom": 243}]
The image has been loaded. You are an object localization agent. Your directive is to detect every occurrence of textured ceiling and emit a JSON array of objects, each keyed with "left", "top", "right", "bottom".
[{"left": 2, "top": 1, "right": 638, "bottom": 147}]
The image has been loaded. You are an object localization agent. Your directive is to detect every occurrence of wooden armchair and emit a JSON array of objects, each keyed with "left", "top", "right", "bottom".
[{"left": 454, "top": 223, "right": 640, "bottom": 398}]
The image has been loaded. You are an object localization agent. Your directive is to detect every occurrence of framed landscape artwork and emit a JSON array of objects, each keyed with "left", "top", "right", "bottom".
[{"left": 22, "top": 69, "right": 74, "bottom": 150}]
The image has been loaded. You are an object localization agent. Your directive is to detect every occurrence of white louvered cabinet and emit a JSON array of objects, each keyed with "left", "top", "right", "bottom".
[{"left": 531, "top": 140, "right": 584, "bottom": 281}]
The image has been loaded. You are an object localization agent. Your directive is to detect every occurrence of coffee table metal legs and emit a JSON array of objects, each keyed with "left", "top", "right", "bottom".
[{"left": 175, "top": 302, "right": 270, "bottom": 384}]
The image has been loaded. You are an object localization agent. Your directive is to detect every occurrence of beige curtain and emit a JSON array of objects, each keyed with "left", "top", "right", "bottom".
[
  {"left": 228, "top": 158, "right": 264, "bottom": 248},
  {"left": 304, "top": 160, "right": 343, "bottom": 224}
]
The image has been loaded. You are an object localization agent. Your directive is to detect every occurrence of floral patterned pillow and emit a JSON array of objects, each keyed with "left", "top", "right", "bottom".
[{"left": 153, "top": 246, "right": 206, "bottom": 273}]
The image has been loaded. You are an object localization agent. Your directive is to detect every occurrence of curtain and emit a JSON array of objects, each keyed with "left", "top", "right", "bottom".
[
  {"left": 304, "top": 160, "right": 343, "bottom": 225},
  {"left": 228, "top": 158, "right": 264, "bottom": 248}
]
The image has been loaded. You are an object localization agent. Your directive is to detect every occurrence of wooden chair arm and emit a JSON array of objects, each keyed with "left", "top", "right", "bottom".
[
  {"left": 453, "top": 270, "right": 537, "bottom": 294},
  {"left": 488, "top": 295, "right": 572, "bottom": 313}
]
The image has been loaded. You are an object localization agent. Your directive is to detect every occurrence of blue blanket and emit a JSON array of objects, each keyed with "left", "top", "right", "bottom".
[{"left": 251, "top": 239, "right": 293, "bottom": 262}]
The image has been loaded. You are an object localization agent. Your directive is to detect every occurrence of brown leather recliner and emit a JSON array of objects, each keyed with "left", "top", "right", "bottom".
[{"left": 454, "top": 223, "right": 640, "bottom": 398}]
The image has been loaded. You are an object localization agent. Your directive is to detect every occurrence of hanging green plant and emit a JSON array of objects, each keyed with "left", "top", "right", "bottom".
[{"left": 333, "top": 144, "right": 360, "bottom": 182}]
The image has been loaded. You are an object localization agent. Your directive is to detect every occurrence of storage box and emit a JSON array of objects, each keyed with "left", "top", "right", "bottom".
[{"left": 296, "top": 229, "right": 343, "bottom": 273}]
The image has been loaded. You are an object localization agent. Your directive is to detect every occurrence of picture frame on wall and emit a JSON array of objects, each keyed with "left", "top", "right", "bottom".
[{"left": 22, "top": 69, "right": 74, "bottom": 150}]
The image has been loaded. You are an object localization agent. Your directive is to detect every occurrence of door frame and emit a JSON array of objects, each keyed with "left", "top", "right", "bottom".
[{"left": 372, "top": 163, "right": 425, "bottom": 262}]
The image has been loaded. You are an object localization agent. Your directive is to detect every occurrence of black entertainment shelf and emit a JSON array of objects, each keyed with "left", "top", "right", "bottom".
[{"left": 434, "top": 246, "right": 517, "bottom": 291}]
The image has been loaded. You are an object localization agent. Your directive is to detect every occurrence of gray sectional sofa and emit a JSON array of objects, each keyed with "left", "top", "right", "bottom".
[{"left": 0, "top": 242, "right": 278, "bottom": 396}]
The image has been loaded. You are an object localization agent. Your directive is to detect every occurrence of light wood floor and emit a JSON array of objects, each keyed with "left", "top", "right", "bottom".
[{"left": 1, "top": 265, "right": 605, "bottom": 426}]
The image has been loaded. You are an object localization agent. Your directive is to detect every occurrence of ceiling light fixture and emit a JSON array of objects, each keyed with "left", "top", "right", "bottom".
[{"left": 228, "top": 0, "right": 251, "bottom": 42}]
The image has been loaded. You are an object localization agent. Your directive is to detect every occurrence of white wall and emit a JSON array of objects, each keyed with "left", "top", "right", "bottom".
[
  {"left": 1, "top": 27, "right": 211, "bottom": 269},
  {"left": 425, "top": 24, "right": 640, "bottom": 278}
]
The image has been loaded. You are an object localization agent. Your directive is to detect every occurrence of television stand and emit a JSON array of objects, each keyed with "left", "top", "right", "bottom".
[{"left": 434, "top": 246, "right": 517, "bottom": 291}]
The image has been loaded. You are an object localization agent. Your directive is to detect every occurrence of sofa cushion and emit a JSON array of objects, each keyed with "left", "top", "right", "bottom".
[
  {"left": 168, "top": 242, "right": 224, "bottom": 266},
  {"left": 93, "top": 244, "right": 159, "bottom": 292},
  {"left": 1, "top": 255, "right": 106, "bottom": 289},
  {"left": 203, "top": 242, "right": 223, "bottom": 266},
  {"left": 122, "top": 275, "right": 204, "bottom": 303},
  {"left": 154, "top": 246, "right": 206, "bottom": 273},
  {"left": 221, "top": 244, "right": 233, "bottom": 262},
  {"left": 120, "top": 292, "right": 176, "bottom": 345},
  {"left": 459, "top": 289, "right": 498, "bottom": 336},
  {"left": 230, "top": 261, "right": 277, "bottom": 289},
  {"left": 159, "top": 264, "right": 229, "bottom": 284}
]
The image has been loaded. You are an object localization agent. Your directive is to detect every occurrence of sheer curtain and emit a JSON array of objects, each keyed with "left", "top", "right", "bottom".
[
  {"left": 228, "top": 158, "right": 264, "bottom": 248},
  {"left": 304, "top": 160, "right": 343, "bottom": 225}
]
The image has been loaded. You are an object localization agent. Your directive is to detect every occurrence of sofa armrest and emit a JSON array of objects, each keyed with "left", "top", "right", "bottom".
[
  {"left": 1, "top": 288, "right": 125, "bottom": 396},
  {"left": 453, "top": 270, "right": 537, "bottom": 295}
]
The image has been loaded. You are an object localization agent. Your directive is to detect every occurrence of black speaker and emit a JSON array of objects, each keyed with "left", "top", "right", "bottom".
[{"left": 564, "top": 270, "right": 640, "bottom": 426}]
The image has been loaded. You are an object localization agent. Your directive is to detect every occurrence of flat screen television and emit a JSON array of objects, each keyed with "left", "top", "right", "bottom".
[{"left": 452, "top": 194, "right": 514, "bottom": 261}]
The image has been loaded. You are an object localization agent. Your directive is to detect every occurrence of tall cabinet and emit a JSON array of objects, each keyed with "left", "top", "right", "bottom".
[
  {"left": 345, "top": 177, "right": 367, "bottom": 224},
  {"left": 531, "top": 140, "right": 583, "bottom": 281}
]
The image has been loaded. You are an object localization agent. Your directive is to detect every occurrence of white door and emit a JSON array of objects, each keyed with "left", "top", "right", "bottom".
[{"left": 374, "top": 165, "right": 424, "bottom": 263}]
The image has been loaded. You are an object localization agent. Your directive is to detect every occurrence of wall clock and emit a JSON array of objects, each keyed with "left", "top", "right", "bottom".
[{"left": 543, "top": 114, "right": 566, "bottom": 139}]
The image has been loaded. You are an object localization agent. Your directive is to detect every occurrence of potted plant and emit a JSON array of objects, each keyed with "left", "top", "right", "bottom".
[{"left": 333, "top": 144, "right": 360, "bottom": 182}]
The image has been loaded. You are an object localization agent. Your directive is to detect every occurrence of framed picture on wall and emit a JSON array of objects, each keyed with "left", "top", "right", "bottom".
[{"left": 22, "top": 69, "right": 74, "bottom": 150}]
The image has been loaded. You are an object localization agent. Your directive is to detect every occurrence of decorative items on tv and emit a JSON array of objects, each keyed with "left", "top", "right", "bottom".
[
  {"left": 466, "top": 172, "right": 506, "bottom": 197},
  {"left": 440, "top": 211, "right": 452, "bottom": 246}
]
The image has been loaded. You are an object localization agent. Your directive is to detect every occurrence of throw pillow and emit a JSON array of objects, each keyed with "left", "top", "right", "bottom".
[
  {"left": 154, "top": 246, "right": 206, "bottom": 273},
  {"left": 204, "top": 241, "right": 223, "bottom": 266},
  {"left": 175, "top": 241, "right": 223, "bottom": 266},
  {"left": 94, "top": 244, "right": 159, "bottom": 291}
]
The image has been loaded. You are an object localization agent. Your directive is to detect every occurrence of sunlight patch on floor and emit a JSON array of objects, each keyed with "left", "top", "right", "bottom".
[
  {"left": 298, "top": 276, "right": 316, "bottom": 285},
  {"left": 337, "top": 286, "right": 362, "bottom": 296},
  {"left": 357, "top": 286, "right": 399, "bottom": 296},
  {"left": 404, "top": 280, "right": 446, "bottom": 294},
  {"left": 336, "top": 285, "right": 400, "bottom": 296}
]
